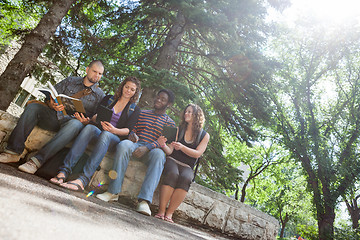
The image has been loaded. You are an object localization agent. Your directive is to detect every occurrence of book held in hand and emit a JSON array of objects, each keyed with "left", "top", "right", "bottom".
[
  {"left": 162, "top": 126, "right": 178, "bottom": 143},
  {"left": 38, "top": 82, "right": 86, "bottom": 116},
  {"left": 96, "top": 105, "right": 113, "bottom": 124}
]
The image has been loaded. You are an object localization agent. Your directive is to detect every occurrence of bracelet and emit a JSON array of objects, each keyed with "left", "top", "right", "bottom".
[{"left": 160, "top": 144, "right": 165, "bottom": 148}]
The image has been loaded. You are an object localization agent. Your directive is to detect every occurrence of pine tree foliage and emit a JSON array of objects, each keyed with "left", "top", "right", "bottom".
[
  {"left": 1, "top": 0, "right": 291, "bottom": 209},
  {"left": 38, "top": 0, "right": 285, "bottom": 191}
]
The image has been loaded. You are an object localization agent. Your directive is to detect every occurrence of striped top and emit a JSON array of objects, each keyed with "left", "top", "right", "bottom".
[{"left": 132, "top": 110, "right": 176, "bottom": 150}]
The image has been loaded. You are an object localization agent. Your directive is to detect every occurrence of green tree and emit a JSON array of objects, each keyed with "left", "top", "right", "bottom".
[
  {"left": 343, "top": 185, "right": 360, "bottom": 229},
  {"left": 50, "top": 0, "right": 286, "bottom": 191},
  {"left": 224, "top": 137, "right": 287, "bottom": 202},
  {"left": 0, "top": 0, "right": 294, "bottom": 219},
  {"left": 246, "top": 161, "right": 315, "bottom": 239},
  {"left": 0, "top": 0, "right": 76, "bottom": 110},
  {"left": 0, "top": 0, "right": 47, "bottom": 47},
  {"left": 263, "top": 24, "right": 360, "bottom": 239}
]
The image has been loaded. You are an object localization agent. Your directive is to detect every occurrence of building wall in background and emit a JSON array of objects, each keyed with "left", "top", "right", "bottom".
[{"left": 0, "top": 41, "right": 62, "bottom": 117}]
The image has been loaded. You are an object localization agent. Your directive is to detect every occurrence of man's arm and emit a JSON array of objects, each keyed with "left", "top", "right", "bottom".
[{"left": 144, "top": 118, "right": 176, "bottom": 151}]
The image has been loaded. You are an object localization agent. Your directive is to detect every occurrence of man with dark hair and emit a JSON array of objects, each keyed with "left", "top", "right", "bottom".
[
  {"left": 96, "top": 89, "right": 175, "bottom": 216},
  {"left": 0, "top": 60, "right": 105, "bottom": 174}
]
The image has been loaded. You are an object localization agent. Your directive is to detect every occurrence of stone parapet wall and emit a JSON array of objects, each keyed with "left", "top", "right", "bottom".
[{"left": 0, "top": 110, "right": 279, "bottom": 239}]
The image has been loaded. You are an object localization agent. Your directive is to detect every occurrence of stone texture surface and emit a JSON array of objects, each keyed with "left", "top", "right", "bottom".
[{"left": 0, "top": 110, "right": 279, "bottom": 240}]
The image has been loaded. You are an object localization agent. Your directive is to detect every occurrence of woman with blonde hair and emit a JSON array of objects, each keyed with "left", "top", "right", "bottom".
[{"left": 155, "top": 104, "right": 210, "bottom": 223}]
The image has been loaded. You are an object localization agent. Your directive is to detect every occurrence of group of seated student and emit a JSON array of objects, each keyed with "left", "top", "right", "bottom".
[{"left": 0, "top": 60, "right": 210, "bottom": 223}]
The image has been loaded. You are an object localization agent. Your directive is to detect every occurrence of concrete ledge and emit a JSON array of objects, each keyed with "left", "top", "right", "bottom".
[{"left": 0, "top": 110, "right": 279, "bottom": 239}]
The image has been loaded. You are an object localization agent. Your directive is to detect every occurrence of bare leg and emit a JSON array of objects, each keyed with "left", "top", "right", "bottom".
[
  {"left": 157, "top": 185, "right": 175, "bottom": 215},
  {"left": 165, "top": 188, "right": 187, "bottom": 219}
]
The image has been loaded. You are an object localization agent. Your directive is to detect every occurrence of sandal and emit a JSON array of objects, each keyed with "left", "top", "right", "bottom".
[
  {"left": 164, "top": 216, "right": 174, "bottom": 223},
  {"left": 60, "top": 180, "right": 84, "bottom": 192},
  {"left": 49, "top": 173, "right": 66, "bottom": 185},
  {"left": 154, "top": 213, "right": 164, "bottom": 220}
]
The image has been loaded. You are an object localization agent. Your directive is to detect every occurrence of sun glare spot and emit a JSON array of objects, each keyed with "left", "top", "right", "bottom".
[
  {"left": 269, "top": 0, "right": 360, "bottom": 26},
  {"left": 304, "top": 0, "right": 359, "bottom": 19}
]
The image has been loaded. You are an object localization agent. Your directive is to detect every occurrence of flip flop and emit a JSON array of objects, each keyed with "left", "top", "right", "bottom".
[
  {"left": 49, "top": 176, "right": 66, "bottom": 185},
  {"left": 61, "top": 181, "right": 84, "bottom": 192},
  {"left": 154, "top": 214, "right": 164, "bottom": 220},
  {"left": 164, "top": 216, "right": 174, "bottom": 223}
]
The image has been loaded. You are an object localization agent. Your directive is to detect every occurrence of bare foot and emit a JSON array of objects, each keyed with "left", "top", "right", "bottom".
[
  {"left": 60, "top": 179, "right": 84, "bottom": 192},
  {"left": 49, "top": 172, "right": 66, "bottom": 185}
]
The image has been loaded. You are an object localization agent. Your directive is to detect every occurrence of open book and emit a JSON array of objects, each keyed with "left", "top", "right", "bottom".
[{"left": 38, "top": 82, "right": 86, "bottom": 116}]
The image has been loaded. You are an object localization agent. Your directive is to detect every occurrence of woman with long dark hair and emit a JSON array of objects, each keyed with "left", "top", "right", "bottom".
[
  {"left": 155, "top": 104, "right": 210, "bottom": 223},
  {"left": 50, "top": 76, "right": 141, "bottom": 191}
]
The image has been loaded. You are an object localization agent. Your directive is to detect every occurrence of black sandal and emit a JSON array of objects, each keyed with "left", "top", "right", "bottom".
[
  {"left": 49, "top": 174, "right": 66, "bottom": 185},
  {"left": 60, "top": 181, "right": 84, "bottom": 192}
]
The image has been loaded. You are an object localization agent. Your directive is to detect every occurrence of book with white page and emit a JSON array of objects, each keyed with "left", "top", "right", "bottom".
[{"left": 38, "top": 82, "right": 86, "bottom": 116}]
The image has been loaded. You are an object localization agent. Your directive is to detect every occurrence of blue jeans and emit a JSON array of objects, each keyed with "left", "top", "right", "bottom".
[
  {"left": 33, "top": 119, "right": 85, "bottom": 165},
  {"left": 107, "top": 140, "right": 166, "bottom": 203},
  {"left": 59, "top": 124, "right": 121, "bottom": 186},
  {"left": 7, "top": 102, "right": 60, "bottom": 154}
]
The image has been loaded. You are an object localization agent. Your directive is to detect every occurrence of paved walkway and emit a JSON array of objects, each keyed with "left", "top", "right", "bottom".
[{"left": 0, "top": 163, "right": 232, "bottom": 240}]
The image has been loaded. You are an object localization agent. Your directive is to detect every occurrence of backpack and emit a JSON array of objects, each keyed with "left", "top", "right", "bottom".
[{"left": 177, "top": 127, "right": 206, "bottom": 182}]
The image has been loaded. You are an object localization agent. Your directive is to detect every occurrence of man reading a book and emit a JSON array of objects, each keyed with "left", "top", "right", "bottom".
[
  {"left": 96, "top": 89, "right": 176, "bottom": 217},
  {"left": 0, "top": 60, "right": 105, "bottom": 174}
]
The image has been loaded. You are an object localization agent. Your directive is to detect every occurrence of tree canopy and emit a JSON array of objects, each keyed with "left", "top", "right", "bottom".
[{"left": 4, "top": 0, "right": 360, "bottom": 239}]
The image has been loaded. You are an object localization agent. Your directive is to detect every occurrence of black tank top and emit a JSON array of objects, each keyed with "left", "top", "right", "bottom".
[{"left": 169, "top": 129, "right": 206, "bottom": 169}]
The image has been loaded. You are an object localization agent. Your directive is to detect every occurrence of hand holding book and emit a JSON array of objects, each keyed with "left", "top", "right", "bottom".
[
  {"left": 38, "top": 82, "right": 86, "bottom": 116},
  {"left": 48, "top": 98, "right": 64, "bottom": 111},
  {"left": 73, "top": 112, "right": 90, "bottom": 124},
  {"left": 162, "top": 126, "right": 178, "bottom": 143}
]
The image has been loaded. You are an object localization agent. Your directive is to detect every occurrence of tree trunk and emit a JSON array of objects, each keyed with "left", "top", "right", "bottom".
[
  {"left": 0, "top": 0, "right": 76, "bottom": 110},
  {"left": 139, "top": 12, "right": 186, "bottom": 108},
  {"left": 240, "top": 179, "right": 250, "bottom": 203},
  {"left": 154, "top": 12, "right": 186, "bottom": 70},
  {"left": 279, "top": 213, "right": 289, "bottom": 238},
  {"left": 318, "top": 208, "right": 335, "bottom": 240},
  {"left": 345, "top": 198, "right": 360, "bottom": 229}
]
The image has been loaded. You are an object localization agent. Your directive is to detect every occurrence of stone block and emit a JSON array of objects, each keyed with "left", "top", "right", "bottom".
[
  {"left": 232, "top": 207, "right": 249, "bottom": 222},
  {"left": 251, "top": 215, "right": 266, "bottom": 228},
  {"left": 204, "top": 201, "right": 230, "bottom": 229},
  {"left": 176, "top": 201, "right": 206, "bottom": 222},
  {"left": 224, "top": 207, "right": 249, "bottom": 236},
  {"left": 120, "top": 160, "right": 147, "bottom": 197},
  {"left": 237, "top": 223, "right": 264, "bottom": 240},
  {"left": 0, "top": 112, "right": 18, "bottom": 131},
  {"left": 0, "top": 130, "right": 6, "bottom": 143},
  {"left": 98, "top": 153, "right": 114, "bottom": 170},
  {"left": 90, "top": 169, "right": 111, "bottom": 188},
  {"left": 185, "top": 190, "right": 214, "bottom": 210},
  {"left": 25, "top": 127, "right": 56, "bottom": 152},
  {"left": 264, "top": 222, "right": 278, "bottom": 240}
]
